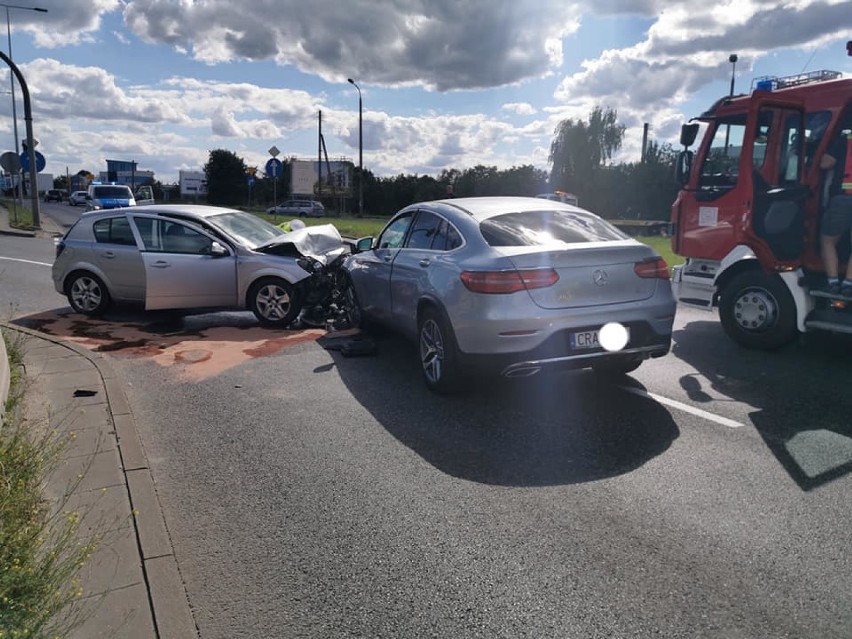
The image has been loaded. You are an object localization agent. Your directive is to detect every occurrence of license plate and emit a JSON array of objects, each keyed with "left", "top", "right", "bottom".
[{"left": 569, "top": 327, "right": 630, "bottom": 350}]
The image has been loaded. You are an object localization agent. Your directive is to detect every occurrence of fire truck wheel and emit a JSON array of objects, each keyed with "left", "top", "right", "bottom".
[{"left": 719, "top": 270, "right": 797, "bottom": 350}]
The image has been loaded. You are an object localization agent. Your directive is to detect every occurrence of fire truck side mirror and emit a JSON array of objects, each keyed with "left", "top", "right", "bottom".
[
  {"left": 680, "top": 123, "right": 700, "bottom": 147},
  {"left": 675, "top": 150, "right": 694, "bottom": 185}
]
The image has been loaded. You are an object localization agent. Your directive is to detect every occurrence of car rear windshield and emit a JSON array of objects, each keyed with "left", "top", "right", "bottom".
[
  {"left": 479, "top": 209, "right": 628, "bottom": 246},
  {"left": 94, "top": 186, "right": 132, "bottom": 198}
]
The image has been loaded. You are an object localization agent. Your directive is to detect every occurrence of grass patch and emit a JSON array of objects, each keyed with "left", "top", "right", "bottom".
[
  {"left": 1, "top": 329, "right": 100, "bottom": 638},
  {"left": 255, "top": 213, "right": 385, "bottom": 239},
  {"left": 1, "top": 200, "right": 34, "bottom": 230},
  {"left": 638, "top": 235, "right": 684, "bottom": 273}
]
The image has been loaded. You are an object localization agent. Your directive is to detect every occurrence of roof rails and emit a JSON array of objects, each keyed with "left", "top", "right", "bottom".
[{"left": 751, "top": 69, "right": 842, "bottom": 92}]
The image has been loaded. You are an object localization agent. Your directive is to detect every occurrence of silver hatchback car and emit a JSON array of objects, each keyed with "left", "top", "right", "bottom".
[
  {"left": 52, "top": 204, "right": 345, "bottom": 326},
  {"left": 342, "top": 196, "right": 676, "bottom": 392}
]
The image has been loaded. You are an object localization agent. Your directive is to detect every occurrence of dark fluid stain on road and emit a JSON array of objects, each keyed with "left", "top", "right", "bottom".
[
  {"left": 95, "top": 339, "right": 149, "bottom": 352},
  {"left": 174, "top": 349, "right": 213, "bottom": 364},
  {"left": 14, "top": 309, "right": 328, "bottom": 380}
]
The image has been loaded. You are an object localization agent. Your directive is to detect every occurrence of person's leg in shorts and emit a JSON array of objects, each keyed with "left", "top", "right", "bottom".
[{"left": 820, "top": 195, "right": 852, "bottom": 293}]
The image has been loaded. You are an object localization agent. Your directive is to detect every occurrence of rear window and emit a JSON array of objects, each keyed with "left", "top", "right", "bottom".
[
  {"left": 479, "top": 209, "right": 628, "bottom": 246},
  {"left": 93, "top": 186, "right": 132, "bottom": 198}
]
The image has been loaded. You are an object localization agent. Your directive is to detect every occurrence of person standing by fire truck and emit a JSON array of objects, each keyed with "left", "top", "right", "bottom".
[{"left": 819, "top": 108, "right": 852, "bottom": 296}]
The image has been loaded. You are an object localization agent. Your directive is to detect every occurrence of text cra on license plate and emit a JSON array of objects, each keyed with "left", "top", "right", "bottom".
[{"left": 569, "top": 327, "right": 630, "bottom": 350}]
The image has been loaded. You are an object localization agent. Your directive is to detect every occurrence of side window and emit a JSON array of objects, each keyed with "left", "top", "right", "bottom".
[
  {"left": 405, "top": 212, "right": 442, "bottom": 249},
  {"left": 804, "top": 111, "right": 832, "bottom": 171},
  {"left": 378, "top": 213, "right": 414, "bottom": 249},
  {"left": 431, "top": 219, "right": 463, "bottom": 251},
  {"left": 780, "top": 109, "right": 806, "bottom": 183},
  {"left": 699, "top": 117, "right": 747, "bottom": 188},
  {"left": 92, "top": 216, "right": 136, "bottom": 246},
  {"left": 134, "top": 218, "right": 213, "bottom": 255}
]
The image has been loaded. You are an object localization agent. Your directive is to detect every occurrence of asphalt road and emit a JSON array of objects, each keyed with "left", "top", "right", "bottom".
[{"left": 2, "top": 225, "right": 851, "bottom": 638}]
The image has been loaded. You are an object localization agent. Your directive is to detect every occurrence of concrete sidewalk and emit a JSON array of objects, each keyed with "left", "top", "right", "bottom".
[{"left": 1, "top": 204, "right": 197, "bottom": 637}]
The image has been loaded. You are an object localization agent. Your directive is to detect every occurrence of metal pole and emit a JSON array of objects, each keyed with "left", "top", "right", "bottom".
[
  {"left": 1, "top": 5, "right": 47, "bottom": 213},
  {"left": 0, "top": 49, "right": 39, "bottom": 227},
  {"left": 348, "top": 78, "right": 363, "bottom": 216},
  {"left": 6, "top": 7, "right": 20, "bottom": 208},
  {"left": 728, "top": 53, "right": 738, "bottom": 96}
]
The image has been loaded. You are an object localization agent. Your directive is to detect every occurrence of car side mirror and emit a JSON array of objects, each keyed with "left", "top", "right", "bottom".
[
  {"left": 680, "top": 122, "right": 700, "bottom": 147},
  {"left": 210, "top": 241, "right": 228, "bottom": 257},
  {"left": 355, "top": 236, "right": 373, "bottom": 252}
]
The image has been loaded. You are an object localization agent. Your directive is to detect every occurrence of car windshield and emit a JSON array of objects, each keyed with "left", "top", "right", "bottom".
[
  {"left": 479, "top": 209, "right": 628, "bottom": 246},
  {"left": 94, "top": 187, "right": 132, "bottom": 198},
  {"left": 207, "top": 210, "right": 286, "bottom": 248}
]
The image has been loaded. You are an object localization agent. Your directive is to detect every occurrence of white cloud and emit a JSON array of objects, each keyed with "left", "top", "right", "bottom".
[{"left": 502, "top": 102, "right": 537, "bottom": 116}]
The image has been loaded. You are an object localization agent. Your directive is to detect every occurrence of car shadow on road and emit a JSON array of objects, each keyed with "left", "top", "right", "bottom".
[
  {"left": 671, "top": 319, "right": 852, "bottom": 491},
  {"left": 322, "top": 332, "right": 679, "bottom": 487}
]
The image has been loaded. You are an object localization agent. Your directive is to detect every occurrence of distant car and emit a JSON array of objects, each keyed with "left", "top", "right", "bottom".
[
  {"left": 44, "top": 189, "right": 65, "bottom": 203},
  {"left": 342, "top": 196, "right": 676, "bottom": 393},
  {"left": 51, "top": 204, "right": 346, "bottom": 327},
  {"left": 68, "top": 191, "right": 88, "bottom": 206},
  {"left": 266, "top": 199, "right": 325, "bottom": 218},
  {"left": 85, "top": 184, "right": 137, "bottom": 211}
]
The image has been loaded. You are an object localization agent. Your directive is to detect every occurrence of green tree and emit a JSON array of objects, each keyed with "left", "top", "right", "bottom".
[
  {"left": 548, "top": 106, "right": 625, "bottom": 204},
  {"left": 204, "top": 149, "right": 248, "bottom": 206}
]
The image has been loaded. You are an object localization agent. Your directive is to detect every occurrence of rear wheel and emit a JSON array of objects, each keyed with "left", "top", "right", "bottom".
[
  {"left": 719, "top": 270, "right": 797, "bottom": 349},
  {"left": 418, "top": 307, "right": 462, "bottom": 394},
  {"left": 248, "top": 277, "right": 301, "bottom": 327},
  {"left": 65, "top": 272, "right": 110, "bottom": 316}
]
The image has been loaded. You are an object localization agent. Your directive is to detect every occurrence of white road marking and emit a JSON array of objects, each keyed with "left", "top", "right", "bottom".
[
  {"left": 0, "top": 256, "right": 52, "bottom": 267},
  {"left": 620, "top": 385, "right": 744, "bottom": 428}
]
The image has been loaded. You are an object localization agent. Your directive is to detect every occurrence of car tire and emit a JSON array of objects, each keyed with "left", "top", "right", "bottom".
[
  {"left": 65, "top": 271, "right": 110, "bottom": 316},
  {"left": 719, "top": 269, "right": 797, "bottom": 350},
  {"left": 418, "top": 306, "right": 463, "bottom": 394},
  {"left": 591, "top": 354, "right": 644, "bottom": 378},
  {"left": 339, "top": 274, "right": 364, "bottom": 330},
  {"left": 248, "top": 277, "right": 302, "bottom": 327}
]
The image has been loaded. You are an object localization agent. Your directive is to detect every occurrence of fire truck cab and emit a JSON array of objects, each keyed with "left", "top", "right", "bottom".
[{"left": 671, "top": 69, "right": 852, "bottom": 349}]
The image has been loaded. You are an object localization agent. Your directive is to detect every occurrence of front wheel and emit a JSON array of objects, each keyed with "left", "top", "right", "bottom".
[
  {"left": 248, "top": 277, "right": 302, "bottom": 327},
  {"left": 340, "top": 275, "right": 364, "bottom": 330},
  {"left": 66, "top": 272, "right": 110, "bottom": 316},
  {"left": 418, "top": 307, "right": 463, "bottom": 394},
  {"left": 719, "top": 270, "right": 797, "bottom": 350}
]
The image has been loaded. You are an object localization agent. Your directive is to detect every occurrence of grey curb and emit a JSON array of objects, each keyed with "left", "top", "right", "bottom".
[{"left": 0, "top": 322, "right": 198, "bottom": 639}]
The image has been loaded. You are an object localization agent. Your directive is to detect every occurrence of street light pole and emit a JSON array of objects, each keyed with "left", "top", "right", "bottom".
[
  {"left": 728, "top": 53, "right": 738, "bottom": 96},
  {"left": 2, "top": 4, "right": 47, "bottom": 207},
  {"left": 347, "top": 78, "right": 363, "bottom": 217}
]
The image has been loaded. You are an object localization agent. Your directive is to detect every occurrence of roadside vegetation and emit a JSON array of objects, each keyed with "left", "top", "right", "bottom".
[
  {"left": 1, "top": 199, "right": 33, "bottom": 230},
  {"left": 0, "top": 329, "right": 98, "bottom": 638}
]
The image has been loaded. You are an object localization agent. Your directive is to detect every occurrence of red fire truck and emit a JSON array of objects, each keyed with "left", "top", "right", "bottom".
[{"left": 670, "top": 66, "right": 852, "bottom": 349}]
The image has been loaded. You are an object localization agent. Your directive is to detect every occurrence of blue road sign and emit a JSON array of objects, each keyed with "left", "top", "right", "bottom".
[
  {"left": 265, "top": 158, "right": 283, "bottom": 178},
  {"left": 19, "top": 150, "right": 46, "bottom": 173},
  {"left": 247, "top": 177, "right": 255, "bottom": 187}
]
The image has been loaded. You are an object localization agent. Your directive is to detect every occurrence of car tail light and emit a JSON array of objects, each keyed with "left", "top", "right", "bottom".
[
  {"left": 460, "top": 268, "right": 559, "bottom": 294},
  {"left": 634, "top": 257, "right": 669, "bottom": 279}
]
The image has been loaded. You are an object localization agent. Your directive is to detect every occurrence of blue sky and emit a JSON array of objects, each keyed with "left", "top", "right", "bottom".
[{"left": 1, "top": 0, "right": 850, "bottom": 185}]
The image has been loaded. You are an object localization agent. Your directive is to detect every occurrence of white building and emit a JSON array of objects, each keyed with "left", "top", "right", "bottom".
[{"left": 180, "top": 170, "right": 207, "bottom": 197}]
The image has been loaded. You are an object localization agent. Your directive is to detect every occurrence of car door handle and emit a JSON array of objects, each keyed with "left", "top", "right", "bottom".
[
  {"left": 383, "top": 255, "right": 392, "bottom": 262},
  {"left": 151, "top": 261, "right": 171, "bottom": 268},
  {"left": 100, "top": 251, "right": 116, "bottom": 259},
  {"left": 419, "top": 259, "right": 430, "bottom": 267}
]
